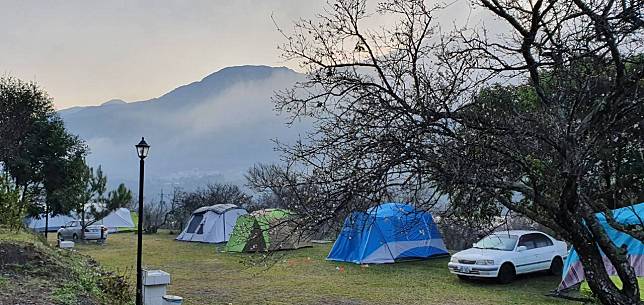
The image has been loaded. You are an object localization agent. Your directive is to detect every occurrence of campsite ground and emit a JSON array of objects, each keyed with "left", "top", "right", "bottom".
[{"left": 59, "top": 232, "right": 578, "bottom": 305}]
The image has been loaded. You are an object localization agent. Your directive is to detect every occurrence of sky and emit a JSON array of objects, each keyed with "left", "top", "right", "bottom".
[
  {"left": 0, "top": 0, "right": 327, "bottom": 109},
  {"left": 0, "top": 0, "right": 481, "bottom": 110}
]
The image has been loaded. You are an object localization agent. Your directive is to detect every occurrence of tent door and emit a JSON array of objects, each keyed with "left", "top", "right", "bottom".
[{"left": 243, "top": 221, "right": 267, "bottom": 252}]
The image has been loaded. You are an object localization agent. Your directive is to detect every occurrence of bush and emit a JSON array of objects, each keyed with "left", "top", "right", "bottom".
[{"left": 0, "top": 173, "right": 24, "bottom": 229}]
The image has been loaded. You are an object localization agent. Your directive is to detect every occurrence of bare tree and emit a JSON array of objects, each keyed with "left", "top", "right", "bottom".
[
  {"left": 173, "top": 183, "right": 253, "bottom": 230},
  {"left": 246, "top": 163, "right": 348, "bottom": 238},
  {"left": 275, "top": 0, "right": 643, "bottom": 304},
  {"left": 143, "top": 191, "right": 169, "bottom": 234}
]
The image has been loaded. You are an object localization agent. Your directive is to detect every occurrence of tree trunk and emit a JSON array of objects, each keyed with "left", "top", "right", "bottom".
[
  {"left": 80, "top": 209, "right": 86, "bottom": 240},
  {"left": 575, "top": 239, "right": 640, "bottom": 305},
  {"left": 556, "top": 180, "right": 640, "bottom": 305},
  {"left": 44, "top": 203, "right": 49, "bottom": 239},
  {"left": 564, "top": 212, "right": 641, "bottom": 305}
]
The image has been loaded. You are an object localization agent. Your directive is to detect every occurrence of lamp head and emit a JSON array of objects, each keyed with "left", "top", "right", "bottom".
[{"left": 135, "top": 137, "right": 150, "bottom": 159}]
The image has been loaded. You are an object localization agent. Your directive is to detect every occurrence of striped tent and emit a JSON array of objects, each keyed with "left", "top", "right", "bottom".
[{"left": 559, "top": 202, "right": 644, "bottom": 290}]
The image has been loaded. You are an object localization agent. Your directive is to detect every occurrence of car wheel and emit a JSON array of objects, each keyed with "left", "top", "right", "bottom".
[
  {"left": 457, "top": 274, "right": 471, "bottom": 281},
  {"left": 549, "top": 257, "right": 564, "bottom": 276},
  {"left": 497, "top": 263, "right": 516, "bottom": 284},
  {"left": 72, "top": 233, "right": 78, "bottom": 241}
]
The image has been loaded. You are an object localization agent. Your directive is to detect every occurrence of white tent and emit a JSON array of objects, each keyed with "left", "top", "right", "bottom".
[
  {"left": 25, "top": 214, "right": 76, "bottom": 232},
  {"left": 94, "top": 208, "right": 135, "bottom": 233},
  {"left": 176, "top": 204, "right": 248, "bottom": 243},
  {"left": 25, "top": 208, "right": 135, "bottom": 233}
]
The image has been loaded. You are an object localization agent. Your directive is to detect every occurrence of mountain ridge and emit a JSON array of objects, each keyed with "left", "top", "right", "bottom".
[{"left": 60, "top": 65, "right": 305, "bottom": 197}]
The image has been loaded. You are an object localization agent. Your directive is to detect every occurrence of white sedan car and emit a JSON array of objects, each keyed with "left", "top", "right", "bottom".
[
  {"left": 448, "top": 230, "right": 567, "bottom": 283},
  {"left": 57, "top": 220, "right": 108, "bottom": 242}
]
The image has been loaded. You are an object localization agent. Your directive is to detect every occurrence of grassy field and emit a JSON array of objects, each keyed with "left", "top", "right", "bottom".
[{"left": 64, "top": 232, "right": 578, "bottom": 305}]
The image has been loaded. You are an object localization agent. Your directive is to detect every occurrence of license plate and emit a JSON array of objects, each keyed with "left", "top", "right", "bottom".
[{"left": 459, "top": 266, "right": 471, "bottom": 273}]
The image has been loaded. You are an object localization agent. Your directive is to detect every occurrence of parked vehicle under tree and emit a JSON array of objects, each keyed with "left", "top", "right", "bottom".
[
  {"left": 448, "top": 230, "right": 567, "bottom": 283},
  {"left": 57, "top": 220, "right": 108, "bottom": 242}
]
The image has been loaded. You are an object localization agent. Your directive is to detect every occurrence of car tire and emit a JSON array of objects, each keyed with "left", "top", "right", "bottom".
[
  {"left": 457, "top": 274, "right": 471, "bottom": 281},
  {"left": 72, "top": 233, "right": 78, "bottom": 241},
  {"left": 497, "top": 263, "right": 516, "bottom": 284},
  {"left": 549, "top": 257, "right": 564, "bottom": 276},
  {"left": 57, "top": 233, "right": 63, "bottom": 241}
]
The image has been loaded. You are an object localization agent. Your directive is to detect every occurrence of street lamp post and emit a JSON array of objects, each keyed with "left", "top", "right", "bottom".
[{"left": 135, "top": 137, "right": 150, "bottom": 305}]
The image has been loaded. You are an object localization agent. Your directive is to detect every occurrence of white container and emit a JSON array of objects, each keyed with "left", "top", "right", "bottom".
[
  {"left": 143, "top": 270, "right": 171, "bottom": 305},
  {"left": 59, "top": 241, "right": 75, "bottom": 249},
  {"left": 162, "top": 295, "right": 183, "bottom": 305}
]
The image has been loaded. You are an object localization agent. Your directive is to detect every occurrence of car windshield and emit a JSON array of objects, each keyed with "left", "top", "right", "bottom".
[{"left": 473, "top": 234, "right": 518, "bottom": 251}]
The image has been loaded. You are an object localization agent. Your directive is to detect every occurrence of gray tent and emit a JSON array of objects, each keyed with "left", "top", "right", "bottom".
[{"left": 176, "top": 204, "right": 248, "bottom": 243}]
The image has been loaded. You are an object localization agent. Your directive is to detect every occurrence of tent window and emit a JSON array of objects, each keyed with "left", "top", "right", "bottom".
[
  {"left": 186, "top": 214, "right": 204, "bottom": 233},
  {"left": 197, "top": 224, "right": 204, "bottom": 234}
]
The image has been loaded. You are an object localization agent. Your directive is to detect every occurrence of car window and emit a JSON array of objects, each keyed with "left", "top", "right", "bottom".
[
  {"left": 474, "top": 234, "right": 518, "bottom": 251},
  {"left": 517, "top": 234, "right": 537, "bottom": 249},
  {"left": 518, "top": 233, "right": 553, "bottom": 249},
  {"left": 533, "top": 233, "right": 553, "bottom": 248}
]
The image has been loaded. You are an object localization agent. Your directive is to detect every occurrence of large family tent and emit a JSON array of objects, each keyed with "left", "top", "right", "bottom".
[
  {"left": 94, "top": 208, "right": 136, "bottom": 233},
  {"left": 25, "top": 214, "right": 76, "bottom": 232},
  {"left": 558, "top": 202, "right": 644, "bottom": 291},
  {"left": 327, "top": 203, "right": 448, "bottom": 264},
  {"left": 225, "top": 209, "right": 312, "bottom": 252},
  {"left": 176, "top": 204, "right": 248, "bottom": 243}
]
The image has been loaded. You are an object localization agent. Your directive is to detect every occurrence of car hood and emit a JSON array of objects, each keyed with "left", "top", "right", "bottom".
[{"left": 453, "top": 248, "right": 510, "bottom": 260}]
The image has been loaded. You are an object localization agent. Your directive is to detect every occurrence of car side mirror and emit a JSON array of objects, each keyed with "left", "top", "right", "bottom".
[{"left": 516, "top": 246, "right": 527, "bottom": 252}]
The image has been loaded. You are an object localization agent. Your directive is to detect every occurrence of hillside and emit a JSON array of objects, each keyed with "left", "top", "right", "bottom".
[
  {"left": 60, "top": 65, "right": 306, "bottom": 196},
  {"left": 0, "top": 228, "right": 131, "bottom": 304}
]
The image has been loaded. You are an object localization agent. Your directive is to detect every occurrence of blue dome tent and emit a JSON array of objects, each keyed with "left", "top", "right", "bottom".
[
  {"left": 327, "top": 203, "right": 449, "bottom": 264},
  {"left": 558, "top": 202, "right": 644, "bottom": 291}
]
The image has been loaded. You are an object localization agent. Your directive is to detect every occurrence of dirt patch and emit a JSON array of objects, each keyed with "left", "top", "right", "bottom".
[
  {"left": 0, "top": 242, "right": 67, "bottom": 279},
  {"left": 0, "top": 275, "right": 55, "bottom": 305},
  {"left": 0, "top": 242, "right": 100, "bottom": 305},
  {"left": 0, "top": 243, "right": 59, "bottom": 304},
  {"left": 0, "top": 243, "right": 48, "bottom": 267}
]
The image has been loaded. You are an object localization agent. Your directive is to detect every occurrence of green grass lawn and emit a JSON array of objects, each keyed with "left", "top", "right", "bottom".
[{"left": 63, "top": 232, "right": 578, "bottom": 305}]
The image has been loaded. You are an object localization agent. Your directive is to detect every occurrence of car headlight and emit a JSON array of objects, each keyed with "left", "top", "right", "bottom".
[
  {"left": 450, "top": 256, "right": 459, "bottom": 263},
  {"left": 476, "top": 259, "right": 494, "bottom": 265}
]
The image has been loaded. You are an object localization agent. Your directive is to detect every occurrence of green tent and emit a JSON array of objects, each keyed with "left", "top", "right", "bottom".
[{"left": 225, "top": 209, "right": 312, "bottom": 252}]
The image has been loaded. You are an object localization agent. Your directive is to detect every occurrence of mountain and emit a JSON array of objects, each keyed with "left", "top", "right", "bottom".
[{"left": 60, "top": 65, "right": 306, "bottom": 197}]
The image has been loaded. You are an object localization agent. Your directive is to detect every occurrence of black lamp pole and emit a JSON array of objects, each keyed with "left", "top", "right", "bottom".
[{"left": 135, "top": 138, "right": 150, "bottom": 305}]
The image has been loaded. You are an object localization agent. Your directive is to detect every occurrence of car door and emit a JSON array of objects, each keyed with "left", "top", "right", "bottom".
[
  {"left": 531, "top": 233, "right": 555, "bottom": 271},
  {"left": 68, "top": 221, "right": 80, "bottom": 238},
  {"left": 61, "top": 221, "right": 74, "bottom": 238},
  {"left": 514, "top": 234, "right": 540, "bottom": 274}
]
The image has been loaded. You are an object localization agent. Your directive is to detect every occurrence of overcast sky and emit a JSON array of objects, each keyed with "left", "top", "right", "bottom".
[
  {"left": 0, "top": 0, "right": 330, "bottom": 109},
  {"left": 0, "top": 0, "right": 478, "bottom": 109}
]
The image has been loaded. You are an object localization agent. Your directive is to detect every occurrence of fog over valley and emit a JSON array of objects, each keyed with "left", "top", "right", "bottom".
[{"left": 59, "top": 65, "right": 306, "bottom": 198}]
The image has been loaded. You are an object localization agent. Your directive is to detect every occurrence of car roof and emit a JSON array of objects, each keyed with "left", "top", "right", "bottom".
[{"left": 491, "top": 230, "right": 547, "bottom": 236}]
